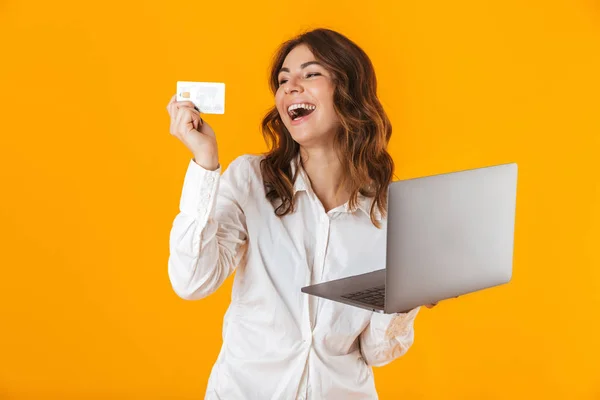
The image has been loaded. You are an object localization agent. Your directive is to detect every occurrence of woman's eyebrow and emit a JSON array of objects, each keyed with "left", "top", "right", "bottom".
[{"left": 278, "top": 61, "right": 323, "bottom": 75}]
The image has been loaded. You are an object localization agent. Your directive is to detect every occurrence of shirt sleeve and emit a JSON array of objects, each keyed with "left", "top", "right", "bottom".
[
  {"left": 168, "top": 155, "right": 250, "bottom": 300},
  {"left": 358, "top": 306, "right": 420, "bottom": 367}
]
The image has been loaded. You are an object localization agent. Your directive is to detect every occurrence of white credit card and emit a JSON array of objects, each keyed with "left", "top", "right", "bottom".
[{"left": 176, "top": 81, "right": 225, "bottom": 114}]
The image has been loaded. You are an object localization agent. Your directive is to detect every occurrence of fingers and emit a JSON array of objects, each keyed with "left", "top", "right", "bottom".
[
  {"left": 167, "top": 94, "right": 204, "bottom": 137},
  {"left": 166, "top": 94, "right": 177, "bottom": 115},
  {"left": 173, "top": 107, "right": 201, "bottom": 136},
  {"left": 167, "top": 100, "right": 179, "bottom": 121},
  {"left": 185, "top": 120, "right": 196, "bottom": 136},
  {"left": 174, "top": 107, "right": 189, "bottom": 135},
  {"left": 175, "top": 100, "right": 196, "bottom": 109},
  {"left": 166, "top": 94, "right": 198, "bottom": 116}
]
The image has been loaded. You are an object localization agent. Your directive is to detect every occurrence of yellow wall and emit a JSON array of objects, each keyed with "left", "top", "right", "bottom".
[{"left": 1, "top": 0, "right": 599, "bottom": 398}]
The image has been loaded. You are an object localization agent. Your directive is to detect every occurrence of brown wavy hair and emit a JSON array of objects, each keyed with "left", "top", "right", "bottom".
[{"left": 260, "top": 28, "right": 394, "bottom": 228}]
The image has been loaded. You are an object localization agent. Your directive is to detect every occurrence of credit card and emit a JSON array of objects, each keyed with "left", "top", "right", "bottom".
[{"left": 176, "top": 81, "right": 225, "bottom": 114}]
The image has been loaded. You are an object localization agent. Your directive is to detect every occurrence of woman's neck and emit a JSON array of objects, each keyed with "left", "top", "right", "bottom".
[{"left": 299, "top": 146, "right": 350, "bottom": 213}]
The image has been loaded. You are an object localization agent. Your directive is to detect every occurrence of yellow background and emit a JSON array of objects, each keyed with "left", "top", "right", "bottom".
[{"left": 1, "top": 0, "right": 599, "bottom": 398}]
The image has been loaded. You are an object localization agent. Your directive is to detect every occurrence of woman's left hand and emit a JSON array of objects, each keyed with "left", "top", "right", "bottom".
[{"left": 425, "top": 295, "right": 459, "bottom": 308}]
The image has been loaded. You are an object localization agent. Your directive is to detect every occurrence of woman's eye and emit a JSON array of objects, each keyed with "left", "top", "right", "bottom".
[{"left": 279, "top": 73, "right": 320, "bottom": 86}]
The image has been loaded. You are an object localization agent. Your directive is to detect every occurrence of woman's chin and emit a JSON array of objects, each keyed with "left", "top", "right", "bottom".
[
  {"left": 289, "top": 127, "right": 316, "bottom": 143},
  {"left": 284, "top": 119, "right": 338, "bottom": 148},
  {"left": 290, "top": 133, "right": 330, "bottom": 149}
]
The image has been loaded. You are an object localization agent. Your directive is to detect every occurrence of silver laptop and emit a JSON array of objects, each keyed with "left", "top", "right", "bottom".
[{"left": 301, "top": 162, "right": 518, "bottom": 314}]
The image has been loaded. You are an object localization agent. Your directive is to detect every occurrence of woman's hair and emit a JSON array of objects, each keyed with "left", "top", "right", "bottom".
[{"left": 260, "top": 28, "right": 394, "bottom": 228}]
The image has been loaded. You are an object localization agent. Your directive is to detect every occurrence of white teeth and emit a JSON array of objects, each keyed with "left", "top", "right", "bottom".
[{"left": 287, "top": 103, "right": 316, "bottom": 112}]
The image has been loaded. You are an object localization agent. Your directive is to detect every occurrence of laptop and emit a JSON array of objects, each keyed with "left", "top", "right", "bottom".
[{"left": 301, "top": 162, "right": 518, "bottom": 314}]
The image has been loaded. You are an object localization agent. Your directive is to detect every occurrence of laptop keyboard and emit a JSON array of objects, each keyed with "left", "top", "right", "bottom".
[{"left": 341, "top": 285, "right": 385, "bottom": 308}]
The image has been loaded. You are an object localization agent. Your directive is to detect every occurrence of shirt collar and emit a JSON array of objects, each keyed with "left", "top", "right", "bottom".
[
  {"left": 290, "top": 154, "right": 382, "bottom": 221},
  {"left": 291, "top": 154, "right": 309, "bottom": 195},
  {"left": 348, "top": 192, "right": 382, "bottom": 221}
]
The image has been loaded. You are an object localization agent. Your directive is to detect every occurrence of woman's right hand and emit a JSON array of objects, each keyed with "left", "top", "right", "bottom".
[{"left": 166, "top": 94, "right": 219, "bottom": 170}]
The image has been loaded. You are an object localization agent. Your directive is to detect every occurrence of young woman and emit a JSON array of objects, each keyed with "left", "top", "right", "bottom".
[{"left": 166, "top": 28, "right": 434, "bottom": 399}]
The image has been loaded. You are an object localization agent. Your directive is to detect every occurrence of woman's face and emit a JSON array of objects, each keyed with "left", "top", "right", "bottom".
[{"left": 275, "top": 44, "right": 340, "bottom": 148}]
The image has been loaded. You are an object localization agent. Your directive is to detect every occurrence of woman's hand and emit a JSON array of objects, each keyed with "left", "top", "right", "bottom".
[
  {"left": 424, "top": 295, "right": 460, "bottom": 309},
  {"left": 166, "top": 94, "right": 220, "bottom": 170}
]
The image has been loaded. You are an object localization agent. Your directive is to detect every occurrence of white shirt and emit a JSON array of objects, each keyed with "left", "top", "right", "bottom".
[{"left": 168, "top": 154, "right": 420, "bottom": 399}]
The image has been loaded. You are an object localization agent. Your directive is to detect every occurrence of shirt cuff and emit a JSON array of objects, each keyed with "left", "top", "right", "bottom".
[{"left": 179, "top": 158, "right": 221, "bottom": 218}]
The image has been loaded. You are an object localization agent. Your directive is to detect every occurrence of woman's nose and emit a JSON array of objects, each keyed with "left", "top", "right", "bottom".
[{"left": 284, "top": 77, "right": 303, "bottom": 94}]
